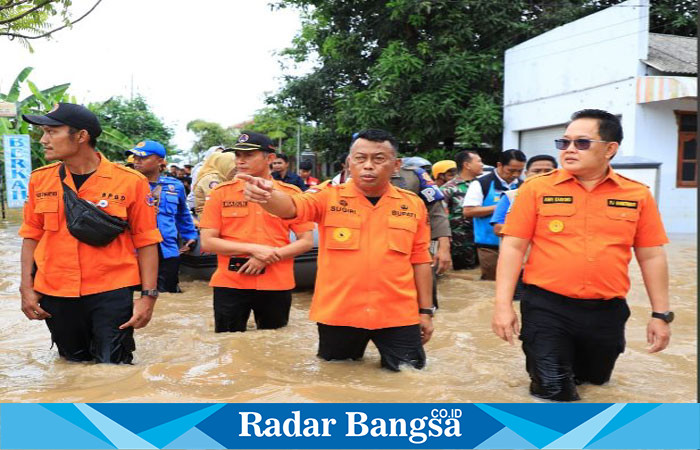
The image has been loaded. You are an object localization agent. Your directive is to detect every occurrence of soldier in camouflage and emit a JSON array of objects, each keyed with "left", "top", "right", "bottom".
[{"left": 440, "top": 150, "right": 484, "bottom": 270}]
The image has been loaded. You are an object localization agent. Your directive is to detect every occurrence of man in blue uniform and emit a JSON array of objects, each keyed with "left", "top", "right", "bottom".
[
  {"left": 462, "top": 149, "right": 526, "bottom": 280},
  {"left": 128, "top": 140, "right": 198, "bottom": 293}
]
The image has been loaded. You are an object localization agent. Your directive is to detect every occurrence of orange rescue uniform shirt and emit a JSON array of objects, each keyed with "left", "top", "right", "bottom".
[
  {"left": 291, "top": 180, "right": 433, "bottom": 329},
  {"left": 19, "top": 155, "right": 162, "bottom": 297},
  {"left": 198, "top": 179, "right": 314, "bottom": 290},
  {"left": 502, "top": 168, "right": 668, "bottom": 299}
]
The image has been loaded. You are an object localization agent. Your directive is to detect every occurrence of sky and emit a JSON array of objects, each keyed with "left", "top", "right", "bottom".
[{"left": 0, "top": 0, "right": 307, "bottom": 155}]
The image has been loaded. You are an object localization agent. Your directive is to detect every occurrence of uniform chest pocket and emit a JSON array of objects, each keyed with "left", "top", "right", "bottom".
[
  {"left": 34, "top": 200, "right": 59, "bottom": 231},
  {"left": 324, "top": 213, "right": 361, "bottom": 250},
  {"left": 537, "top": 203, "right": 576, "bottom": 236},
  {"left": 605, "top": 207, "right": 639, "bottom": 222},
  {"left": 220, "top": 207, "right": 250, "bottom": 238},
  {"left": 387, "top": 216, "right": 417, "bottom": 254},
  {"left": 161, "top": 193, "right": 179, "bottom": 214},
  {"left": 221, "top": 207, "right": 249, "bottom": 218},
  {"left": 102, "top": 203, "right": 127, "bottom": 219}
]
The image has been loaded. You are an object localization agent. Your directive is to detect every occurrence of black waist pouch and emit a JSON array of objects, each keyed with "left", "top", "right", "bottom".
[{"left": 59, "top": 164, "right": 129, "bottom": 247}]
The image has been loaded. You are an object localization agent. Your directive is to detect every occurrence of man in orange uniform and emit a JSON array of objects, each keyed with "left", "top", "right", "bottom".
[
  {"left": 19, "top": 103, "right": 161, "bottom": 364},
  {"left": 492, "top": 109, "right": 672, "bottom": 401},
  {"left": 199, "top": 131, "right": 314, "bottom": 332},
  {"left": 239, "top": 129, "right": 434, "bottom": 371}
]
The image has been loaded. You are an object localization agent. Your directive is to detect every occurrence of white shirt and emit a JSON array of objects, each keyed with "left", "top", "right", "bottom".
[{"left": 462, "top": 171, "right": 520, "bottom": 207}]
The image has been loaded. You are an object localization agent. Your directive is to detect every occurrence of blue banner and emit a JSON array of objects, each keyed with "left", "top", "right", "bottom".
[
  {"left": 2, "top": 134, "right": 32, "bottom": 208},
  {"left": 1, "top": 403, "right": 699, "bottom": 449}
]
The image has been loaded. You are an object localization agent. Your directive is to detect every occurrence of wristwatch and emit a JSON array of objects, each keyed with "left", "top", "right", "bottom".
[
  {"left": 419, "top": 307, "right": 436, "bottom": 316},
  {"left": 141, "top": 289, "right": 159, "bottom": 298},
  {"left": 651, "top": 311, "right": 674, "bottom": 323}
]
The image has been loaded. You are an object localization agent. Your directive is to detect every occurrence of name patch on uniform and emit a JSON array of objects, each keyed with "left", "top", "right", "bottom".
[
  {"left": 330, "top": 205, "right": 357, "bottom": 214},
  {"left": 223, "top": 201, "right": 248, "bottom": 207},
  {"left": 36, "top": 191, "right": 58, "bottom": 198},
  {"left": 391, "top": 210, "right": 416, "bottom": 218},
  {"left": 608, "top": 199, "right": 638, "bottom": 209},
  {"left": 543, "top": 196, "right": 573, "bottom": 204}
]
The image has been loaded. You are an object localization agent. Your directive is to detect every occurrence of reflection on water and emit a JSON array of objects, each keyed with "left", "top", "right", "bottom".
[{"left": 0, "top": 209, "right": 696, "bottom": 403}]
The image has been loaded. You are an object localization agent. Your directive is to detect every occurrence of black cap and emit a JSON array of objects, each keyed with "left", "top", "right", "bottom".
[
  {"left": 226, "top": 131, "right": 276, "bottom": 153},
  {"left": 22, "top": 102, "right": 102, "bottom": 138}
]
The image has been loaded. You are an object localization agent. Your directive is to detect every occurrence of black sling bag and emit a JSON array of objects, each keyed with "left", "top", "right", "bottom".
[{"left": 59, "top": 164, "right": 129, "bottom": 247}]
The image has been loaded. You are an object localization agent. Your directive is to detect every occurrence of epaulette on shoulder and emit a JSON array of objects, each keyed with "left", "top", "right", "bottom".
[
  {"left": 305, "top": 180, "right": 332, "bottom": 194},
  {"left": 211, "top": 178, "right": 238, "bottom": 191},
  {"left": 521, "top": 169, "right": 557, "bottom": 185},
  {"left": 161, "top": 176, "right": 184, "bottom": 187},
  {"left": 114, "top": 164, "right": 147, "bottom": 180},
  {"left": 395, "top": 186, "right": 420, "bottom": 198},
  {"left": 615, "top": 172, "right": 649, "bottom": 188},
  {"left": 31, "top": 161, "right": 60, "bottom": 173},
  {"left": 276, "top": 180, "right": 303, "bottom": 193}
]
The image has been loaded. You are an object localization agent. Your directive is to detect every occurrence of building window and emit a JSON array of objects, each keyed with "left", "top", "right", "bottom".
[{"left": 676, "top": 111, "right": 697, "bottom": 188}]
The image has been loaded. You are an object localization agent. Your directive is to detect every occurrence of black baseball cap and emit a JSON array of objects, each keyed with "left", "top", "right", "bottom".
[
  {"left": 22, "top": 102, "right": 102, "bottom": 138},
  {"left": 226, "top": 131, "right": 276, "bottom": 153}
]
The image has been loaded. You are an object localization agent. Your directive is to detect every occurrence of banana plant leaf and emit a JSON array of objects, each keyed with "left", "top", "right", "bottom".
[{"left": 1, "top": 67, "right": 34, "bottom": 102}]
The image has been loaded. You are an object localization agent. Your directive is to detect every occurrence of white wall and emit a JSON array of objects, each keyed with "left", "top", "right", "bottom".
[
  {"left": 634, "top": 98, "right": 697, "bottom": 233},
  {"left": 503, "top": 0, "right": 650, "bottom": 155},
  {"left": 502, "top": 0, "right": 697, "bottom": 233},
  {"left": 503, "top": 78, "right": 638, "bottom": 153},
  {"left": 503, "top": 0, "right": 648, "bottom": 108}
]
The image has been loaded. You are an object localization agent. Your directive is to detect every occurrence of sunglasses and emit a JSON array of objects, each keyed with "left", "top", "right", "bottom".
[{"left": 554, "top": 138, "right": 609, "bottom": 150}]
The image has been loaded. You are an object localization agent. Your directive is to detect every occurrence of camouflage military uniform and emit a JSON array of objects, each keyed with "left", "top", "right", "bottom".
[{"left": 441, "top": 176, "right": 478, "bottom": 270}]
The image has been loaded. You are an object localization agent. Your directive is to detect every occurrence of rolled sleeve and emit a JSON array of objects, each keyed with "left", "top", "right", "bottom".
[
  {"left": 18, "top": 178, "right": 44, "bottom": 240},
  {"left": 128, "top": 177, "right": 162, "bottom": 248},
  {"left": 634, "top": 190, "right": 669, "bottom": 248},
  {"left": 198, "top": 187, "right": 222, "bottom": 230},
  {"left": 131, "top": 229, "right": 163, "bottom": 248},
  {"left": 410, "top": 201, "right": 433, "bottom": 264},
  {"left": 501, "top": 182, "right": 536, "bottom": 239},
  {"left": 462, "top": 180, "right": 483, "bottom": 207},
  {"left": 290, "top": 220, "right": 315, "bottom": 235}
]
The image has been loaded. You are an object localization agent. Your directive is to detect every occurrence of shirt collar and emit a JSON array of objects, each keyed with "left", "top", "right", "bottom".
[
  {"left": 54, "top": 152, "right": 113, "bottom": 179},
  {"left": 494, "top": 170, "right": 519, "bottom": 189},
  {"left": 553, "top": 167, "right": 622, "bottom": 187},
  {"left": 344, "top": 179, "right": 402, "bottom": 199}
]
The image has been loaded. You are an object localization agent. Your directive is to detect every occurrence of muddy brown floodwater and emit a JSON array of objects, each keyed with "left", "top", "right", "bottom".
[{"left": 0, "top": 209, "right": 696, "bottom": 403}]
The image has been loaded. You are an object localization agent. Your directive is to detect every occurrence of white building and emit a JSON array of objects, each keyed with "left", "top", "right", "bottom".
[{"left": 502, "top": 0, "right": 697, "bottom": 233}]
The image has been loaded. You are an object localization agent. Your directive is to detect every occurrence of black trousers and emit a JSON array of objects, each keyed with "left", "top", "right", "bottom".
[
  {"left": 158, "top": 247, "right": 181, "bottom": 293},
  {"left": 317, "top": 323, "right": 426, "bottom": 372},
  {"left": 213, "top": 287, "right": 292, "bottom": 332},
  {"left": 519, "top": 284, "right": 630, "bottom": 401},
  {"left": 39, "top": 287, "right": 135, "bottom": 364}
]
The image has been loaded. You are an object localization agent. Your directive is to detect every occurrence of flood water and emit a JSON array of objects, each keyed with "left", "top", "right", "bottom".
[{"left": 0, "top": 209, "right": 696, "bottom": 403}]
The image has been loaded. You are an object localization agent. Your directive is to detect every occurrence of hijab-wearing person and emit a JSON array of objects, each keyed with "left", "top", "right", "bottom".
[
  {"left": 187, "top": 145, "right": 225, "bottom": 209},
  {"left": 193, "top": 151, "right": 237, "bottom": 216}
]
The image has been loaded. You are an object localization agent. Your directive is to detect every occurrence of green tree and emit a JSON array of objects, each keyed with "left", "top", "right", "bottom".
[
  {"left": 89, "top": 95, "right": 175, "bottom": 160},
  {"left": 1, "top": 0, "right": 103, "bottom": 50},
  {"left": 1, "top": 66, "right": 74, "bottom": 169},
  {"left": 271, "top": 0, "right": 697, "bottom": 163},
  {"left": 186, "top": 119, "right": 238, "bottom": 162},
  {"left": 0, "top": 67, "right": 143, "bottom": 168},
  {"left": 245, "top": 106, "right": 316, "bottom": 159}
]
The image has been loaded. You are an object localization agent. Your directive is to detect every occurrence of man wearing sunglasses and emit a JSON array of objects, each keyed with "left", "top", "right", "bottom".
[{"left": 492, "top": 109, "right": 671, "bottom": 401}]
